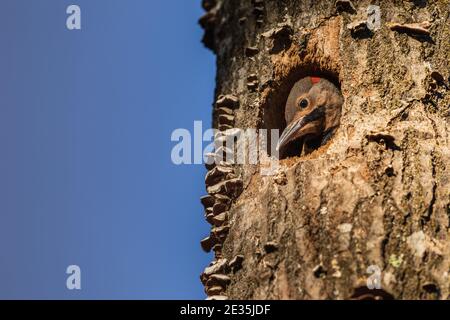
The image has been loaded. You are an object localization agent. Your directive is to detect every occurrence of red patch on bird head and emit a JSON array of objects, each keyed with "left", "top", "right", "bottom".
[{"left": 310, "top": 77, "right": 321, "bottom": 84}]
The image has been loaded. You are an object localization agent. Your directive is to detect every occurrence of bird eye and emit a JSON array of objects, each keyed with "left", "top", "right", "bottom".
[{"left": 298, "top": 99, "right": 308, "bottom": 109}]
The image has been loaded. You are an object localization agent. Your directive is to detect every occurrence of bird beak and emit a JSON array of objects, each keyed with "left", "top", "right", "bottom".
[
  {"left": 276, "top": 117, "right": 305, "bottom": 151},
  {"left": 276, "top": 106, "right": 326, "bottom": 152}
]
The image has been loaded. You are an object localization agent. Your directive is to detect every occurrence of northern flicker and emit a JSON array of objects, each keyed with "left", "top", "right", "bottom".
[{"left": 276, "top": 76, "right": 343, "bottom": 155}]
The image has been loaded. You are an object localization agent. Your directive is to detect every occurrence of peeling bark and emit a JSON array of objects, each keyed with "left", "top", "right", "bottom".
[{"left": 199, "top": 0, "right": 450, "bottom": 300}]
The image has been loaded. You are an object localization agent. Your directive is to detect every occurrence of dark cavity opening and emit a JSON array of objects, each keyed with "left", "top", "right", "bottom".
[{"left": 350, "top": 286, "right": 395, "bottom": 300}]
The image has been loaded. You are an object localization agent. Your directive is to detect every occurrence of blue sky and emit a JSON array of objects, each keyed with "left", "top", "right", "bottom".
[{"left": 0, "top": 0, "right": 215, "bottom": 299}]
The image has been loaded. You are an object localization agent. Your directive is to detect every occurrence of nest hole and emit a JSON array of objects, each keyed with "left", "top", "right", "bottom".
[{"left": 262, "top": 65, "right": 341, "bottom": 160}]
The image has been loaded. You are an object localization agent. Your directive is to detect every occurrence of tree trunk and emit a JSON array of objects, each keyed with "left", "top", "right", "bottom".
[{"left": 199, "top": 0, "right": 450, "bottom": 300}]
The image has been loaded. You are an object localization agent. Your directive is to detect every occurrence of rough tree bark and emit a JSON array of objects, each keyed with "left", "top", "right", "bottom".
[{"left": 199, "top": 0, "right": 450, "bottom": 300}]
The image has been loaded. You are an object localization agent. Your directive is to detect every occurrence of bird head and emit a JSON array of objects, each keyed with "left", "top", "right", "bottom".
[{"left": 276, "top": 76, "right": 343, "bottom": 152}]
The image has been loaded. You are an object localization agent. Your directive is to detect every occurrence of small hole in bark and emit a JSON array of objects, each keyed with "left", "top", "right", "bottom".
[
  {"left": 422, "top": 283, "right": 439, "bottom": 294},
  {"left": 261, "top": 66, "right": 341, "bottom": 160},
  {"left": 313, "top": 265, "right": 327, "bottom": 278},
  {"left": 350, "top": 287, "right": 395, "bottom": 300},
  {"left": 422, "top": 283, "right": 440, "bottom": 299},
  {"left": 412, "top": 0, "right": 427, "bottom": 8},
  {"left": 385, "top": 166, "right": 395, "bottom": 177},
  {"left": 264, "top": 241, "right": 278, "bottom": 253},
  {"left": 366, "top": 134, "right": 401, "bottom": 151}
]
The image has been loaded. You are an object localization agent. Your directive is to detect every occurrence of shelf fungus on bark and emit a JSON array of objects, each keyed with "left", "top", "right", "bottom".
[
  {"left": 204, "top": 152, "right": 217, "bottom": 170},
  {"left": 215, "top": 94, "right": 239, "bottom": 109},
  {"left": 217, "top": 106, "right": 234, "bottom": 117},
  {"left": 206, "top": 178, "right": 243, "bottom": 198},
  {"left": 205, "top": 205, "right": 213, "bottom": 214},
  {"left": 212, "top": 212, "right": 228, "bottom": 226},
  {"left": 245, "top": 46, "right": 260, "bottom": 57},
  {"left": 214, "top": 133, "right": 233, "bottom": 146},
  {"left": 198, "top": 0, "right": 219, "bottom": 51},
  {"left": 252, "top": 0, "right": 264, "bottom": 25},
  {"left": 211, "top": 233, "right": 227, "bottom": 246},
  {"left": 217, "top": 128, "right": 242, "bottom": 143},
  {"left": 212, "top": 224, "right": 230, "bottom": 239},
  {"left": 206, "top": 295, "right": 228, "bottom": 300},
  {"left": 206, "top": 286, "right": 224, "bottom": 296},
  {"left": 215, "top": 193, "right": 231, "bottom": 206},
  {"left": 387, "top": 21, "right": 431, "bottom": 36},
  {"left": 225, "top": 178, "right": 244, "bottom": 198},
  {"left": 206, "top": 274, "right": 231, "bottom": 286},
  {"left": 229, "top": 255, "right": 244, "bottom": 272},
  {"left": 247, "top": 74, "right": 259, "bottom": 91},
  {"left": 201, "top": 235, "right": 215, "bottom": 252},
  {"left": 218, "top": 123, "right": 234, "bottom": 131},
  {"left": 205, "top": 213, "right": 215, "bottom": 225},
  {"left": 205, "top": 148, "right": 234, "bottom": 168},
  {"left": 201, "top": 0, "right": 216, "bottom": 12},
  {"left": 202, "top": 258, "right": 229, "bottom": 281},
  {"left": 201, "top": 260, "right": 233, "bottom": 299},
  {"left": 239, "top": 17, "right": 247, "bottom": 25},
  {"left": 218, "top": 114, "right": 235, "bottom": 126},
  {"left": 200, "top": 194, "right": 215, "bottom": 209},
  {"left": 205, "top": 165, "right": 235, "bottom": 186},
  {"left": 205, "top": 154, "right": 234, "bottom": 171},
  {"left": 212, "top": 201, "right": 229, "bottom": 215},
  {"left": 206, "top": 179, "right": 227, "bottom": 195},
  {"left": 201, "top": 92, "right": 242, "bottom": 296}
]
